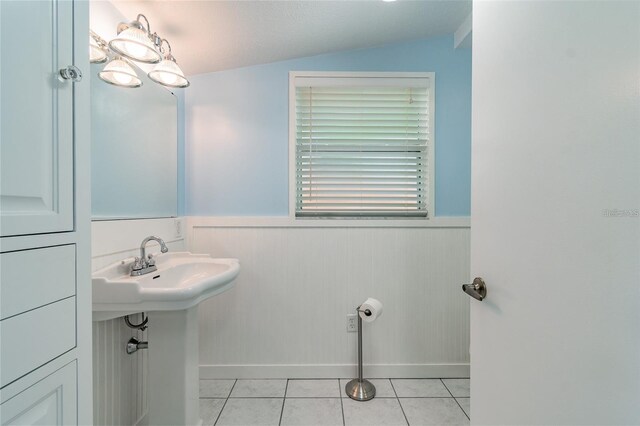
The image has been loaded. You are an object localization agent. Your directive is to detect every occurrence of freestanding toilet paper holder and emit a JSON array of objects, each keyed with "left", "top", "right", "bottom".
[{"left": 345, "top": 306, "right": 376, "bottom": 401}]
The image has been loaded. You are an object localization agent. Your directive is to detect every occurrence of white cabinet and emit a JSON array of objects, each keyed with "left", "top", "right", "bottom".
[
  {"left": 0, "top": 0, "right": 90, "bottom": 423},
  {"left": 0, "top": 362, "right": 77, "bottom": 426},
  {"left": 0, "top": 0, "right": 74, "bottom": 237}
]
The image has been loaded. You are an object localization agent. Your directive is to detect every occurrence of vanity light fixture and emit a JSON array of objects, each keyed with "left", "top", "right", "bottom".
[
  {"left": 98, "top": 57, "right": 143, "bottom": 88},
  {"left": 148, "top": 39, "right": 190, "bottom": 88},
  {"left": 108, "top": 14, "right": 162, "bottom": 64},
  {"left": 91, "top": 13, "right": 190, "bottom": 89},
  {"left": 90, "top": 30, "right": 108, "bottom": 64}
]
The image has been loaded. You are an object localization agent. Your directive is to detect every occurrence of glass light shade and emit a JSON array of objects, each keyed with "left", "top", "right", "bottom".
[
  {"left": 98, "top": 58, "right": 142, "bottom": 88},
  {"left": 148, "top": 58, "right": 190, "bottom": 88},
  {"left": 109, "top": 26, "right": 162, "bottom": 64},
  {"left": 90, "top": 42, "right": 108, "bottom": 64}
]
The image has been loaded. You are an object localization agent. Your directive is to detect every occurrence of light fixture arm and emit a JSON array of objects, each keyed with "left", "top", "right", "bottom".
[
  {"left": 159, "top": 39, "right": 176, "bottom": 61},
  {"left": 90, "top": 30, "right": 108, "bottom": 49},
  {"left": 136, "top": 14, "right": 152, "bottom": 36},
  {"left": 134, "top": 14, "right": 162, "bottom": 48}
]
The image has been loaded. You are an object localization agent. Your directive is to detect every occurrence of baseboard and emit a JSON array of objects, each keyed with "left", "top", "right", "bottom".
[{"left": 200, "top": 364, "right": 470, "bottom": 379}]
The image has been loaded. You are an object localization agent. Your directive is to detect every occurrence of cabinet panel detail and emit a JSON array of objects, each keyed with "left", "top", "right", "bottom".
[
  {"left": 0, "top": 245, "right": 76, "bottom": 320},
  {"left": 1, "top": 361, "right": 77, "bottom": 425},
  {"left": 0, "top": 0, "right": 74, "bottom": 236},
  {"left": 1, "top": 298, "right": 76, "bottom": 388}
]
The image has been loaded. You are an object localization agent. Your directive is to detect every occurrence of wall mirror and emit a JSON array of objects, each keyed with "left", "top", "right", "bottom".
[{"left": 91, "top": 62, "right": 178, "bottom": 219}]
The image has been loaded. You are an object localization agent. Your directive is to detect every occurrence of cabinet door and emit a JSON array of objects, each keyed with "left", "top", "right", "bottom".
[
  {"left": 0, "top": 362, "right": 77, "bottom": 426},
  {"left": 0, "top": 0, "right": 74, "bottom": 237}
]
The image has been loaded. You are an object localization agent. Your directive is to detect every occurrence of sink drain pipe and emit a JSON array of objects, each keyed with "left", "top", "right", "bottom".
[
  {"left": 124, "top": 312, "right": 149, "bottom": 354},
  {"left": 124, "top": 312, "right": 148, "bottom": 330}
]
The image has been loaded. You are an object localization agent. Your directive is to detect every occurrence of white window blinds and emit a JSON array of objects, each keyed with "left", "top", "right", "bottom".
[{"left": 294, "top": 75, "right": 432, "bottom": 218}]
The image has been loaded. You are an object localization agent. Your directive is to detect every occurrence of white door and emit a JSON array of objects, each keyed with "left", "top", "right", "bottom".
[
  {"left": 0, "top": 0, "right": 74, "bottom": 237},
  {"left": 471, "top": 1, "right": 639, "bottom": 424}
]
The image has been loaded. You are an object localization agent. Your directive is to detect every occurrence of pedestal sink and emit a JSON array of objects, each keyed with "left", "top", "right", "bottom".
[{"left": 92, "top": 252, "right": 240, "bottom": 426}]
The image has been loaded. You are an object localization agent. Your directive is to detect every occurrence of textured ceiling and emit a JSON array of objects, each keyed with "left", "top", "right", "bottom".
[{"left": 109, "top": 0, "right": 472, "bottom": 76}]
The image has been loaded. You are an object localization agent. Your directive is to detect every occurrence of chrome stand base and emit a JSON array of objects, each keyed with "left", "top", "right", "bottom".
[{"left": 345, "top": 379, "right": 376, "bottom": 401}]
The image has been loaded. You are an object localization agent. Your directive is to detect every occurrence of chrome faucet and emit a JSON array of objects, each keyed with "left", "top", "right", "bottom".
[{"left": 131, "top": 236, "right": 169, "bottom": 276}]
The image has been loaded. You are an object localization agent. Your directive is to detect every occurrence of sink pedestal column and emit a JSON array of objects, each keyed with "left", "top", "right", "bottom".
[{"left": 147, "top": 306, "right": 201, "bottom": 426}]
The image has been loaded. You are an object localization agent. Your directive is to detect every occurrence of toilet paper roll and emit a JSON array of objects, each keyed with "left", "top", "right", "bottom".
[{"left": 359, "top": 298, "right": 383, "bottom": 323}]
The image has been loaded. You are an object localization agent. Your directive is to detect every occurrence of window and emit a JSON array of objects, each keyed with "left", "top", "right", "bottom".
[{"left": 290, "top": 72, "right": 434, "bottom": 218}]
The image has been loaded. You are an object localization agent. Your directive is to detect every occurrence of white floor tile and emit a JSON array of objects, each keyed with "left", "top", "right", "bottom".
[
  {"left": 197, "top": 377, "right": 470, "bottom": 426},
  {"left": 199, "top": 379, "right": 236, "bottom": 398},
  {"left": 456, "top": 398, "right": 470, "bottom": 418},
  {"left": 400, "top": 398, "right": 469, "bottom": 426},
  {"left": 340, "top": 379, "right": 396, "bottom": 398},
  {"left": 216, "top": 398, "right": 283, "bottom": 426},
  {"left": 442, "top": 379, "right": 470, "bottom": 397},
  {"left": 199, "top": 399, "right": 225, "bottom": 426},
  {"left": 230, "top": 379, "right": 287, "bottom": 398},
  {"left": 390, "top": 379, "right": 450, "bottom": 397},
  {"left": 342, "top": 397, "right": 408, "bottom": 426},
  {"left": 281, "top": 398, "right": 343, "bottom": 426},
  {"left": 286, "top": 379, "right": 341, "bottom": 397}
]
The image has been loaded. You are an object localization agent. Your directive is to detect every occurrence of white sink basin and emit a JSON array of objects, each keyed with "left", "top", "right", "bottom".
[{"left": 92, "top": 252, "right": 239, "bottom": 320}]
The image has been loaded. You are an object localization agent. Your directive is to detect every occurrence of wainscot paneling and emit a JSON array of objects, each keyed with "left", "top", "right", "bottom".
[
  {"left": 189, "top": 218, "right": 471, "bottom": 379},
  {"left": 92, "top": 318, "right": 148, "bottom": 426}
]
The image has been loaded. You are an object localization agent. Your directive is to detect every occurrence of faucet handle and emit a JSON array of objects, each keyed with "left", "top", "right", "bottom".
[
  {"left": 132, "top": 257, "right": 143, "bottom": 271},
  {"left": 147, "top": 254, "right": 156, "bottom": 267}
]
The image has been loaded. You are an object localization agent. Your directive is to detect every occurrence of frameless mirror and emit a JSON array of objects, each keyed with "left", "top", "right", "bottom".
[{"left": 91, "top": 62, "right": 178, "bottom": 219}]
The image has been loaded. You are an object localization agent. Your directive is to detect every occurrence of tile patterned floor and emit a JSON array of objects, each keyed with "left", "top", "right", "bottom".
[{"left": 199, "top": 378, "right": 470, "bottom": 426}]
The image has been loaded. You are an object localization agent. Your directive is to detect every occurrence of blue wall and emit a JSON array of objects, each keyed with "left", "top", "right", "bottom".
[{"left": 185, "top": 36, "right": 471, "bottom": 216}]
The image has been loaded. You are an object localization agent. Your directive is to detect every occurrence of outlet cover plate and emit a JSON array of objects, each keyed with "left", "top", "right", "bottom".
[
  {"left": 174, "top": 218, "right": 183, "bottom": 239},
  {"left": 347, "top": 314, "right": 358, "bottom": 332}
]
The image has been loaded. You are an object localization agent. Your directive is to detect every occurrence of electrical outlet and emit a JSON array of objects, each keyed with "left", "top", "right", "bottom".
[
  {"left": 347, "top": 314, "right": 358, "bottom": 332},
  {"left": 174, "top": 218, "right": 183, "bottom": 239}
]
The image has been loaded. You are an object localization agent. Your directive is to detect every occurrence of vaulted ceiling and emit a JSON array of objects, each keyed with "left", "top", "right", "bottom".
[{"left": 109, "top": 0, "right": 471, "bottom": 76}]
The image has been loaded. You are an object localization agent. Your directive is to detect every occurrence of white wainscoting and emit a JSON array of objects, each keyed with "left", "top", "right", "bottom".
[
  {"left": 189, "top": 217, "right": 471, "bottom": 379},
  {"left": 92, "top": 318, "right": 148, "bottom": 426},
  {"left": 91, "top": 218, "right": 185, "bottom": 426}
]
